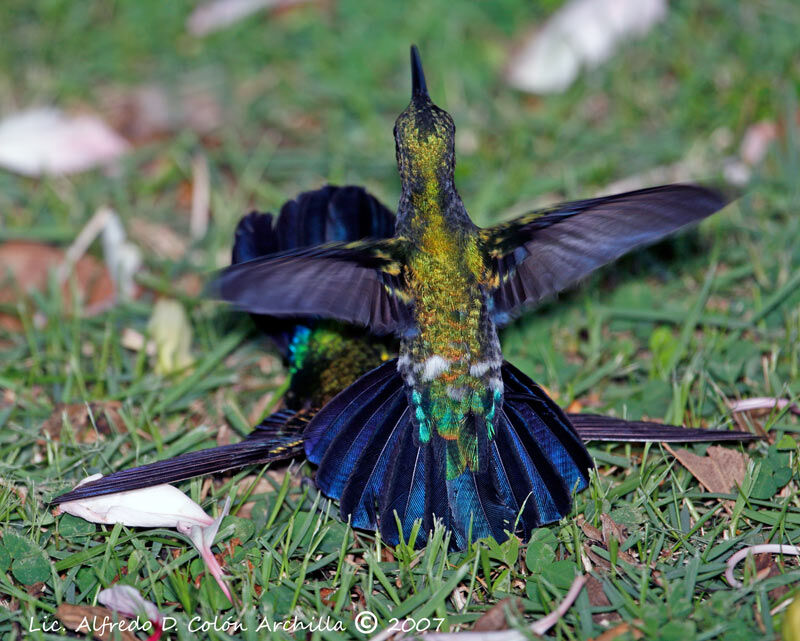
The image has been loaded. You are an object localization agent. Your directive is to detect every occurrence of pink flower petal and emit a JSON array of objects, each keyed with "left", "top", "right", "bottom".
[
  {"left": 98, "top": 584, "right": 161, "bottom": 623},
  {"left": 187, "top": 497, "right": 233, "bottom": 602},
  {"left": 98, "top": 585, "right": 163, "bottom": 641}
]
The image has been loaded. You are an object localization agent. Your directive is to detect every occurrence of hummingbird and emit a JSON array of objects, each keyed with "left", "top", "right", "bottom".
[
  {"left": 54, "top": 47, "right": 754, "bottom": 548},
  {"left": 52, "top": 183, "right": 752, "bottom": 520}
]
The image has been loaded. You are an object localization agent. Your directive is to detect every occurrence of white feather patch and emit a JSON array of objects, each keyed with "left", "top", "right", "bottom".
[
  {"left": 469, "top": 361, "right": 492, "bottom": 377},
  {"left": 421, "top": 355, "right": 451, "bottom": 381}
]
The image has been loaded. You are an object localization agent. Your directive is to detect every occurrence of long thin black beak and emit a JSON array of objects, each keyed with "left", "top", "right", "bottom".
[{"left": 410, "top": 45, "right": 429, "bottom": 99}]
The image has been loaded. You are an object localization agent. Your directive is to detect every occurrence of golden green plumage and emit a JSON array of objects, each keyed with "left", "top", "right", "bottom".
[{"left": 392, "top": 55, "right": 504, "bottom": 480}]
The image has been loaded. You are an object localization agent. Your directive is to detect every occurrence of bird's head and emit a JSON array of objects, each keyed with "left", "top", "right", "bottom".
[{"left": 394, "top": 46, "right": 456, "bottom": 192}]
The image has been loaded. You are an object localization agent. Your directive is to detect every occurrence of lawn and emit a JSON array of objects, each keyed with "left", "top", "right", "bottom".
[{"left": 1, "top": 0, "right": 799, "bottom": 639}]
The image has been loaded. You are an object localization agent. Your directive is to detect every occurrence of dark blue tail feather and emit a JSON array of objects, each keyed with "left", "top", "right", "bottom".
[{"left": 316, "top": 376, "right": 406, "bottom": 497}]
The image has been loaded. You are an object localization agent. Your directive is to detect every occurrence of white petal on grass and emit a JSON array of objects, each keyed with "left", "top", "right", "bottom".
[
  {"left": 725, "top": 544, "right": 800, "bottom": 588},
  {"left": 98, "top": 585, "right": 161, "bottom": 624},
  {"left": 58, "top": 478, "right": 234, "bottom": 602},
  {"left": 57, "top": 474, "right": 213, "bottom": 529},
  {"left": 506, "top": 0, "right": 667, "bottom": 94},
  {"left": 101, "top": 210, "right": 142, "bottom": 302},
  {"left": 0, "top": 108, "right": 129, "bottom": 176},
  {"left": 187, "top": 0, "right": 306, "bottom": 36}
]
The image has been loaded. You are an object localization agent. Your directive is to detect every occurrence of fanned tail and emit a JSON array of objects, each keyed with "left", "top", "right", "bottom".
[
  {"left": 304, "top": 360, "right": 594, "bottom": 548},
  {"left": 568, "top": 413, "right": 757, "bottom": 442},
  {"left": 51, "top": 410, "right": 307, "bottom": 505},
  {"left": 493, "top": 362, "right": 594, "bottom": 540}
]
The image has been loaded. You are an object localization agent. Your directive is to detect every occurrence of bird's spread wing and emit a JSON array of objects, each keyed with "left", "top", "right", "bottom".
[
  {"left": 479, "top": 184, "right": 728, "bottom": 322},
  {"left": 212, "top": 238, "right": 412, "bottom": 336}
]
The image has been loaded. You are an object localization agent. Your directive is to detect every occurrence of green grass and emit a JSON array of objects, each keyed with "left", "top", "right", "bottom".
[{"left": 1, "top": 0, "right": 800, "bottom": 639}]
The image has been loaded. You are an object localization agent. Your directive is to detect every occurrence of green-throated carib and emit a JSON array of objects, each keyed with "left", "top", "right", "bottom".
[{"left": 54, "top": 47, "right": 754, "bottom": 548}]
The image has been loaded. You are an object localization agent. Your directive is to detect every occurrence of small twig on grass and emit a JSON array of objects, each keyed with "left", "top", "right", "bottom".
[
  {"left": 728, "top": 397, "right": 800, "bottom": 416},
  {"left": 369, "top": 574, "right": 587, "bottom": 641},
  {"left": 57, "top": 207, "right": 113, "bottom": 283},
  {"left": 190, "top": 152, "right": 210, "bottom": 240},
  {"left": 725, "top": 544, "right": 800, "bottom": 588}
]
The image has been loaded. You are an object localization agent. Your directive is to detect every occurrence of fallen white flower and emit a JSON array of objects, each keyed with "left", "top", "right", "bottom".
[
  {"left": 506, "top": 0, "right": 666, "bottom": 94},
  {"left": 189, "top": 496, "right": 233, "bottom": 603},
  {"left": 187, "top": 0, "right": 306, "bottom": 36},
  {"left": 57, "top": 476, "right": 233, "bottom": 602},
  {"left": 0, "top": 108, "right": 129, "bottom": 176},
  {"left": 57, "top": 474, "right": 213, "bottom": 530},
  {"left": 98, "top": 584, "right": 164, "bottom": 641}
]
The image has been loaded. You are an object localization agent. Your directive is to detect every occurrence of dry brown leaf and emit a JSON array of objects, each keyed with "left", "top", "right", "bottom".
[
  {"left": 600, "top": 514, "right": 627, "bottom": 546},
  {"left": 599, "top": 514, "right": 639, "bottom": 566},
  {"left": 591, "top": 621, "right": 643, "bottom": 641},
  {"left": 57, "top": 604, "right": 138, "bottom": 641},
  {"left": 578, "top": 517, "right": 603, "bottom": 542},
  {"left": 754, "top": 553, "right": 792, "bottom": 603},
  {"left": 666, "top": 444, "right": 747, "bottom": 493},
  {"left": 175, "top": 272, "right": 204, "bottom": 297},
  {"left": 0, "top": 241, "right": 115, "bottom": 330},
  {"left": 216, "top": 422, "right": 232, "bottom": 447},
  {"left": 567, "top": 399, "right": 583, "bottom": 413},
  {"left": 41, "top": 401, "right": 122, "bottom": 443},
  {"left": 101, "top": 79, "right": 224, "bottom": 142},
  {"left": 472, "top": 597, "right": 524, "bottom": 632},
  {"left": 740, "top": 121, "right": 779, "bottom": 166},
  {"left": 585, "top": 575, "right": 621, "bottom": 625}
]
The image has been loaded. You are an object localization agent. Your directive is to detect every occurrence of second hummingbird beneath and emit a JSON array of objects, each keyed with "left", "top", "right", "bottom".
[{"left": 57, "top": 47, "right": 736, "bottom": 549}]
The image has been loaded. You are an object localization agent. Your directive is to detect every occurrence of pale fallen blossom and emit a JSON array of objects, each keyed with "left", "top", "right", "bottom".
[
  {"left": 725, "top": 544, "right": 800, "bottom": 588},
  {"left": 98, "top": 585, "right": 163, "bottom": 641},
  {"left": 506, "top": 0, "right": 666, "bottom": 94},
  {"left": 0, "top": 108, "right": 129, "bottom": 176},
  {"left": 57, "top": 477, "right": 233, "bottom": 602},
  {"left": 98, "top": 584, "right": 161, "bottom": 624},
  {"left": 187, "top": 0, "right": 307, "bottom": 36},
  {"left": 189, "top": 497, "right": 232, "bottom": 602},
  {"left": 57, "top": 474, "right": 213, "bottom": 529}
]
